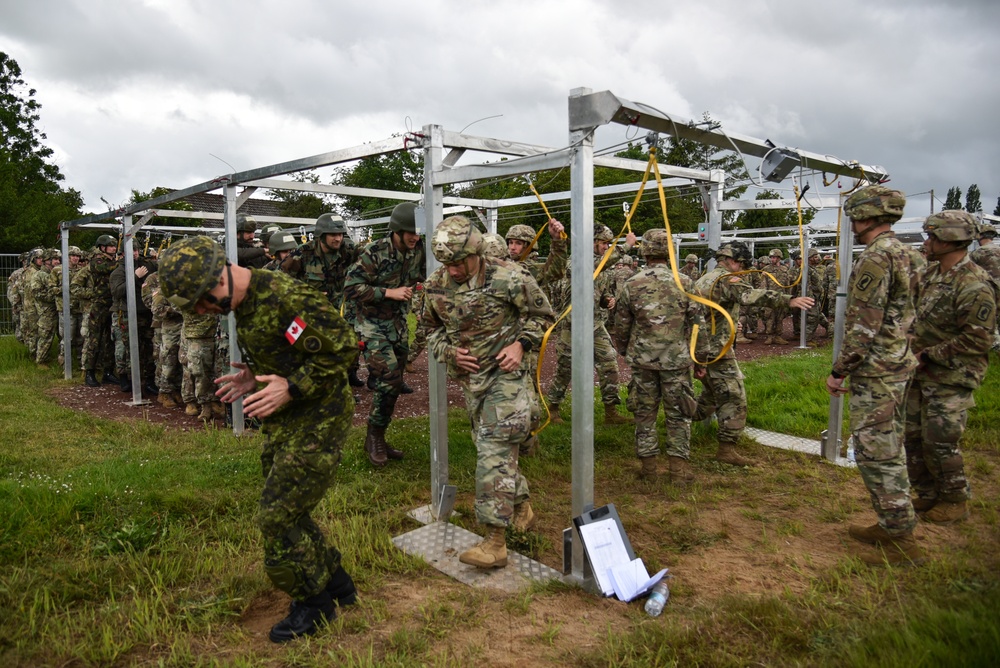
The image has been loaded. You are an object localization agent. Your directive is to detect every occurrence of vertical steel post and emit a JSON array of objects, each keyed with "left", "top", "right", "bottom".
[
  {"left": 61, "top": 226, "right": 73, "bottom": 380},
  {"left": 487, "top": 207, "right": 498, "bottom": 235},
  {"left": 223, "top": 184, "right": 244, "bottom": 436},
  {"left": 798, "top": 227, "right": 810, "bottom": 349},
  {"left": 706, "top": 171, "right": 724, "bottom": 269},
  {"left": 569, "top": 88, "right": 595, "bottom": 585},
  {"left": 423, "top": 124, "right": 450, "bottom": 519},
  {"left": 122, "top": 217, "right": 145, "bottom": 404},
  {"left": 824, "top": 195, "right": 850, "bottom": 461}
]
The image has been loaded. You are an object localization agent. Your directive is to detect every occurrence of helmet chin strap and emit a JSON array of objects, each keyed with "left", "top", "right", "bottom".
[{"left": 203, "top": 262, "right": 235, "bottom": 314}]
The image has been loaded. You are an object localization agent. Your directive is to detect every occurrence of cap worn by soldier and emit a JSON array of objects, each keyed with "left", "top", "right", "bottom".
[
  {"left": 715, "top": 240, "right": 753, "bottom": 267},
  {"left": 158, "top": 236, "right": 228, "bottom": 311},
  {"left": 843, "top": 184, "right": 906, "bottom": 222},
  {"left": 315, "top": 213, "right": 348, "bottom": 236},
  {"left": 505, "top": 224, "right": 535, "bottom": 243},
  {"left": 481, "top": 233, "right": 509, "bottom": 260},
  {"left": 389, "top": 202, "right": 418, "bottom": 234},
  {"left": 269, "top": 231, "right": 298, "bottom": 253},
  {"left": 685, "top": 253, "right": 698, "bottom": 263},
  {"left": 923, "top": 210, "right": 978, "bottom": 244},
  {"left": 432, "top": 215, "right": 483, "bottom": 264},
  {"left": 642, "top": 229, "right": 672, "bottom": 259},
  {"left": 978, "top": 221, "right": 996, "bottom": 239},
  {"left": 236, "top": 214, "right": 257, "bottom": 233},
  {"left": 594, "top": 224, "right": 614, "bottom": 242}
]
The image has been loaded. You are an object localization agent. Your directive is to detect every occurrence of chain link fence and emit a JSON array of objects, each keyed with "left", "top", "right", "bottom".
[{"left": 0, "top": 254, "right": 21, "bottom": 336}]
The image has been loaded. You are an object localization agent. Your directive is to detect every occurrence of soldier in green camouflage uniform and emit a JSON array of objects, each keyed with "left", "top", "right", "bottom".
[
  {"left": 7, "top": 252, "right": 29, "bottom": 343},
  {"left": 158, "top": 235, "right": 359, "bottom": 643},
  {"left": 75, "top": 236, "right": 120, "bottom": 387},
  {"left": 826, "top": 186, "right": 923, "bottom": 565},
  {"left": 144, "top": 271, "right": 184, "bottom": 408},
  {"left": 344, "top": 202, "right": 426, "bottom": 467},
  {"left": 52, "top": 247, "right": 85, "bottom": 367},
  {"left": 694, "top": 241, "right": 814, "bottom": 465},
  {"left": 30, "top": 249, "right": 60, "bottom": 365},
  {"left": 680, "top": 253, "right": 701, "bottom": 282},
  {"left": 261, "top": 231, "right": 298, "bottom": 271},
  {"left": 423, "top": 216, "right": 555, "bottom": 569},
  {"left": 905, "top": 211, "right": 997, "bottom": 525},
  {"left": 546, "top": 224, "right": 630, "bottom": 425},
  {"left": 109, "top": 248, "right": 157, "bottom": 392},
  {"left": 761, "top": 249, "right": 792, "bottom": 345},
  {"left": 18, "top": 249, "right": 44, "bottom": 358},
  {"left": 613, "top": 229, "right": 707, "bottom": 484}
]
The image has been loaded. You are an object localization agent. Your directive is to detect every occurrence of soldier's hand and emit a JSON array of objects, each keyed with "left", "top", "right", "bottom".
[
  {"left": 496, "top": 341, "right": 524, "bottom": 372},
  {"left": 385, "top": 287, "right": 413, "bottom": 301},
  {"left": 454, "top": 347, "right": 480, "bottom": 373},
  {"left": 789, "top": 296, "right": 815, "bottom": 310},
  {"left": 243, "top": 375, "right": 292, "bottom": 418},
  {"left": 547, "top": 218, "right": 565, "bottom": 238},
  {"left": 625, "top": 231, "right": 637, "bottom": 248},
  {"left": 694, "top": 365, "right": 707, "bottom": 380},
  {"left": 825, "top": 374, "right": 849, "bottom": 396},
  {"left": 135, "top": 266, "right": 149, "bottom": 279},
  {"left": 215, "top": 361, "right": 257, "bottom": 403}
]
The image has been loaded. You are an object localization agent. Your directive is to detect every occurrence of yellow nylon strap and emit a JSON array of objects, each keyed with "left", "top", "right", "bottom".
[
  {"left": 520, "top": 181, "right": 567, "bottom": 262},
  {"left": 534, "top": 302, "right": 572, "bottom": 434}
]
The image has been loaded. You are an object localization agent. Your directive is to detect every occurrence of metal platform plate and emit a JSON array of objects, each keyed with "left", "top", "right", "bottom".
[
  {"left": 393, "top": 521, "right": 567, "bottom": 593},
  {"left": 745, "top": 427, "right": 855, "bottom": 468}
]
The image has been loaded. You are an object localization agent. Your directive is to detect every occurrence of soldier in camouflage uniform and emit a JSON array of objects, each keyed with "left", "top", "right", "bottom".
[
  {"left": 235, "top": 214, "right": 270, "bottom": 269},
  {"left": 826, "top": 186, "right": 923, "bottom": 565},
  {"left": 613, "top": 229, "right": 707, "bottom": 484},
  {"left": 7, "top": 252, "right": 29, "bottom": 343},
  {"left": 694, "top": 241, "right": 814, "bottom": 465},
  {"left": 158, "top": 235, "right": 359, "bottom": 643},
  {"left": 970, "top": 221, "right": 1000, "bottom": 350},
  {"left": 905, "top": 211, "right": 996, "bottom": 525},
  {"left": 680, "top": 253, "right": 701, "bottom": 282},
  {"left": 344, "top": 202, "right": 426, "bottom": 467},
  {"left": 761, "top": 249, "right": 792, "bottom": 345},
  {"left": 76, "top": 235, "right": 120, "bottom": 387},
  {"left": 546, "top": 224, "right": 630, "bottom": 426},
  {"left": 18, "top": 249, "right": 44, "bottom": 357},
  {"left": 30, "top": 249, "right": 60, "bottom": 365},
  {"left": 52, "top": 246, "right": 86, "bottom": 367},
  {"left": 281, "top": 213, "right": 364, "bottom": 388},
  {"left": 109, "top": 247, "right": 157, "bottom": 392},
  {"left": 423, "top": 216, "right": 555, "bottom": 568},
  {"left": 143, "top": 271, "right": 183, "bottom": 408},
  {"left": 261, "top": 231, "right": 298, "bottom": 271}
]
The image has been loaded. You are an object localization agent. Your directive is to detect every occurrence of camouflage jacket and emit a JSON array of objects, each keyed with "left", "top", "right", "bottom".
[
  {"left": 912, "top": 254, "right": 996, "bottom": 389},
  {"left": 234, "top": 270, "right": 358, "bottom": 439},
  {"left": 18, "top": 265, "right": 39, "bottom": 308},
  {"left": 29, "top": 266, "right": 55, "bottom": 313},
  {"left": 679, "top": 262, "right": 701, "bottom": 282},
  {"left": 142, "top": 272, "right": 183, "bottom": 327},
  {"left": 831, "top": 231, "right": 917, "bottom": 379},
  {"left": 613, "top": 264, "right": 705, "bottom": 371},
  {"left": 970, "top": 243, "right": 1000, "bottom": 295},
  {"left": 518, "top": 237, "right": 568, "bottom": 291},
  {"left": 182, "top": 311, "right": 219, "bottom": 339},
  {"left": 110, "top": 258, "right": 156, "bottom": 316},
  {"left": 548, "top": 254, "right": 615, "bottom": 327},
  {"left": 88, "top": 251, "right": 118, "bottom": 308},
  {"left": 761, "top": 262, "right": 792, "bottom": 291},
  {"left": 694, "top": 265, "right": 791, "bottom": 360},
  {"left": 6, "top": 267, "right": 25, "bottom": 307},
  {"left": 422, "top": 256, "right": 554, "bottom": 394},
  {"left": 280, "top": 237, "right": 360, "bottom": 306},
  {"left": 344, "top": 235, "right": 426, "bottom": 339},
  {"left": 49, "top": 264, "right": 83, "bottom": 314}
]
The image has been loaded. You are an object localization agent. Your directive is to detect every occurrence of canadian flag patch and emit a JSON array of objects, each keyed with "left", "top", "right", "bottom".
[{"left": 285, "top": 316, "right": 307, "bottom": 344}]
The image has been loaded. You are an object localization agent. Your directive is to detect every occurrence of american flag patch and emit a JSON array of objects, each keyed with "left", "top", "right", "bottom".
[{"left": 285, "top": 316, "right": 307, "bottom": 344}]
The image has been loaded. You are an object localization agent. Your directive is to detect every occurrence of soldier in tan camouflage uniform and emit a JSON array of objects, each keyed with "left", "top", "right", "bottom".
[
  {"left": 905, "top": 211, "right": 996, "bottom": 525},
  {"left": 18, "top": 249, "right": 44, "bottom": 358},
  {"left": 680, "top": 253, "right": 701, "bottom": 282},
  {"left": 762, "top": 249, "right": 791, "bottom": 345},
  {"left": 7, "top": 252, "right": 29, "bottom": 343},
  {"left": 422, "top": 216, "right": 555, "bottom": 569},
  {"left": 970, "top": 221, "right": 1000, "bottom": 350},
  {"left": 613, "top": 229, "right": 707, "bottom": 484},
  {"left": 51, "top": 246, "right": 85, "bottom": 367},
  {"left": 826, "top": 186, "right": 923, "bottom": 565},
  {"left": 31, "top": 249, "right": 61, "bottom": 366}
]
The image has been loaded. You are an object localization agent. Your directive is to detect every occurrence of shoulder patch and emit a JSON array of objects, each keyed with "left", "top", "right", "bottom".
[
  {"left": 729, "top": 276, "right": 742, "bottom": 283},
  {"left": 303, "top": 335, "right": 322, "bottom": 353},
  {"left": 285, "top": 316, "right": 306, "bottom": 344}
]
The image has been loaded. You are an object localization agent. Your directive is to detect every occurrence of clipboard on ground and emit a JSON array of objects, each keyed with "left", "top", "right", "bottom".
[{"left": 573, "top": 503, "right": 636, "bottom": 595}]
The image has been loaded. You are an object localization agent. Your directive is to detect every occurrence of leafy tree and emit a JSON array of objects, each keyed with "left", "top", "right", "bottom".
[
  {"left": 965, "top": 184, "right": 982, "bottom": 213},
  {"left": 266, "top": 170, "right": 330, "bottom": 220},
  {"left": 331, "top": 142, "right": 423, "bottom": 223},
  {"left": 0, "top": 52, "right": 83, "bottom": 251},
  {"left": 943, "top": 186, "right": 963, "bottom": 210}
]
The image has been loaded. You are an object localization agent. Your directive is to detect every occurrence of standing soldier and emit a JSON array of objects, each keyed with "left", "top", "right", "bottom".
[
  {"left": 762, "top": 249, "right": 791, "bottom": 345},
  {"left": 31, "top": 249, "right": 61, "bottom": 366},
  {"left": 51, "top": 246, "right": 86, "bottom": 367},
  {"left": 235, "top": 214, "right": 270, "bottom": 269},
  {"left": 158, "top": 235, "right": 359, "bottom": 643},
  {"left": 825, "top": 185, "right": 923, "bottom": 565},
  {"left": 970, "top": 221, "right": 1000, "bottom": 350},
  {"left": 693, "top": 241, "right": 814, "bottom": 465},
  {"left": 262, "top": 231, "right": 298, "bottom": 271},
  {"left": 422, "top": 216, "right": 555, "bottom": 568},
  {"left": 905, "top": 211, "right": 996, "bottom": 524},
  {"left": 680, "top": 253, "right": 701, "bottom": 282},
  {"left": 7, "top": 252, "right": 29, "bottom": 343},
  {"left": 109, "top": 247, "right": 157, "bottom": 393},
  {"left": 613, "top": 229, "right": 706, "bottom": 484},
  {"left": 76, "top": 235, "right": 120, "bottom": 387},
  {"left": 504, "top": 220, "right": 568, "bottom": 306},
  {"left": 281, "top": 213, "right": 364, "bottom": 387},
  {"left": 145, "top": 271, "right": 184, "bottom": 408},
  {"left": 18, "top": 249, "right": 44, "bottom": 357},
  {"left": 344, "top": 202, "right": 426, "bottom": 467}
]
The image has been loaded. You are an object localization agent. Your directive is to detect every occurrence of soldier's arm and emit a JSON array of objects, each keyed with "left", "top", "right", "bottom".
[
  {"left": 831, "top": 257, "right": 889, "bottom": 377},
  {"left": 343, "top": 247, "right": 384, "bottom": 304},
  {"left": 283, "top": 296, "right": 359, "bottom": 400},
  {"left": 512, "top": 270, "right": 555, "bottom": 351},
  {"left": 109, "top": 268, "right": 126, "bottom": 302},
  {"left": 536, "top": 234, "right": 567, "bottom": 287},
  {"left": 920, "top": 280, "right": 996, "bottom": 366},
  {"left": 611, "top": 284, "right": 632, "bottom": 353}
]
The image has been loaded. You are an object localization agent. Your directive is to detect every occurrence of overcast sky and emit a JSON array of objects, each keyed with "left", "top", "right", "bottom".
[{"left": 2, "top": 0, "right": 998, "bottom": 221}]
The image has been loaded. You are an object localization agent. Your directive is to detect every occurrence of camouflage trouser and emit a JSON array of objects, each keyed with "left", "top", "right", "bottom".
[
  {"left": 56, "top": 311, "right": 84, "bottom": 366},
  {"left": 111, "top": 312, "right": 130, "bottom": 375},
  {"left": 82, "top": 306, "right": 114, "bottom": 372},
  {"left": 848, "top": 376, "right": 916, "bottom": 535},
  {"left": 35, "top": 307, "right": 58, "bottom": 363},
  {"left": 185, "top": 337, "right": 216, "bottom": 405},
  {"left": 258, "top": 424, "right": 347, "bottom": 600},
  {"left": 463, "top": 370, "right": 531, "bottom": 527},
  {"left": 547, "top": 324, "right": 620, "bottom": 407},
  {"left": 157, "top": 323, "right": 183, "bottom": 392},
  {"left": 407, "top": 321, "right": 427, "bottom": 364},
  {"left": 179, "top": 336, "right": 195, "bottom": 404},
  {"left": 694, "top": 357, "right": 746, "bottom": 444},
  {"left": 904, "top": 379, "right": 973, "bottom": 503},
  {"left": 213, "top": 317, "right": 231, "bottom": 379},
  {"left": 627, "top": 368, "right": 697, "bottom": 459},
  {"left": 362, "top": 332, "right": 407, "bottom": 428},
  {"left": 791, "top": 305, "right": 828, "bottom": 340},
  {"left": 21, "top": 303, "right": 38, "bottom": 358},
  {"left": 763, "top": 306, "right": 787, "bottom": 336},
  {"left": 12, "top": 304, "right": 21, "bottom": 342}
]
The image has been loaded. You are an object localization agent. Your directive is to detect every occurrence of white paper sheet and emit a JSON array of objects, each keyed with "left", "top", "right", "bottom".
[{"left": 577, "top": 518, "right": 631, "bottom": 596}]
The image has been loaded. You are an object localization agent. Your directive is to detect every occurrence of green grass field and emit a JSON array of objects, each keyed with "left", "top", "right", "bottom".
[{"left": 1, "top": 336, "right": 998, "bottom": 666}]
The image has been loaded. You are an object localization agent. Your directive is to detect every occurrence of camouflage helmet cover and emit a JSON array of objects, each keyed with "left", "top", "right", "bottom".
[
  {"left": 158, "top": 236, "right": 228, "bottom": 311},
  {"left": 642, "top": 229, "right": 672, "bottom": 259},
  {"left": 315, "top": 213, "right": 348, "bottom": 236},
  {"left": 685, "top": 253, "right": 698, "bottom": 263},
  {"left": 68, "top": 245, "right": 83, "bottom": 257},
  {"left": 769, "top": 249, "right": 783, "bottom": 258},
  {"left": 268, "top": 231, "right": 298, "bottom": 253},
  {"left": 389, "top": 202, "right": 418, "bottom": 233},
  {"left": 923, "top": 210, "right": 977, "bottom": 242},
  {"left": 432, "top": 215, "right": 483, "bottom": 264},
  {"left": 978, "top": 221, "right": 996, "bottom": 238},
  {"left": 808, "top": 247, "right": 821, "bottom": 258},
  {"left": 594, "top": 224, "right": 614, "bottom": 242},
  {"left": 235, "top": 213, "right": 257, "bottom": 233},
  {"left": 95, "top": 234, "right": 117, "bottom": 247},
  {"left": 843, "top": 185, "right": 906, "bottom": 222},
  {"left": 616, "top": 254, "right": 634, "bottom": 266},
  {"left": 481, "top": 233, "right": 509, "bottom": 260},
  {"left": 43, "top": 248, "right": 61, "bottom": 261},
  {"left": 505, "top": 224, "right": 536, "bottom": 243},
  {"left": 714, "top": 240, "right": 753, "bottom": 266}
]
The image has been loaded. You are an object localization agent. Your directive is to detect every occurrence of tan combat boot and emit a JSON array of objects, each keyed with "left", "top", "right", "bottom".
[
  {"left": 772, "top": 336, "right": 790, "bottom": 345},
  {"left": 547, "top": 405, "right": 565, "bottom": 425},
  {"left": 859, "top": 531, "right": 927, "bottom": 566},
  {"left": 604, "top": 403, "right": 631, "bottom": 425},
  {"left": 910, "top": 497, "right": 937, "bottom": 513},
  {"left": 920, "top": 500, "right": 968, "bottom": 525},
  {"left": 638, "top": 456, "right": 658, "bottom": 481},
  {"left": 211, "top": 401, "right": 226, "bottom": 418},
  {"left": 716, "top": 442, "right": 755, "bottom": 467},
  {"left": 668, "top": 456, "right": 695, "bottom": 486},
  {"left": 762, "top": 336, "right": 774, "bottom": 345},
  {"left": 735, "top": 334, "right": 752, "bottom": 344},
  {"left": 512, "top": 502, "right": 537, "bottom": 532},
  {"left": 197, "top": 403, "right": 214, "bottom": 420},
  {"left": 459, "top": 527, "right": 508, "bottom": 569},
  {"left": 404, "top": 362, "right": 415, "bottom": 374},
  {"left": 185, "top": 403, "right": 200, "bottom": 417},
  {"left": 158, "top": 392, "right": 176, "bottom": 408},
  {"left": 848, "top": 523, "right": 895, "bottom": 546}
]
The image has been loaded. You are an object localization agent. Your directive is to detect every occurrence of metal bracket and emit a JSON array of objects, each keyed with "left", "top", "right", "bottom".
[{"left": 433, "top": 484, "right": 457, "bottom": 522}]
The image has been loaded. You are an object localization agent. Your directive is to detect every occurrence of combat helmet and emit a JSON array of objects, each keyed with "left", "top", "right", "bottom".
[
  {"left": 594, "top": 224, "right": 614, "bottom": 242},
  {"left": 235, "top": 214, "right": 257, "bottom": 233},
  {"left": 43, "top": 248, "right": 61, "bottom": 261},
  {"left": 481, "top": 233, "right": 509, "bottom": 260},
  {"left": 68, "top": 246, "right": 83, "bottom": 257},
  {"left": 714, "top": 240, "right": 753, "bottom": 267},
  {"left": 158, "top": 236, "right": 228, "bottom": 310},
  {"left": 389, "top": 202, "right": 418, "bottom": 234},
  {"left": 843, "top": 185, "right": 906, "bottom": 222},
  {"left": 978, "top": 221, "right": 996, "bottom": 239},
  {"left": 685, "top": 253, "right": 698, "bottom": 263},
  {"left": 95, "top": 234, "right": 117, "bottom": 248},
  {"left": 923, "top": 210, "right": 977, "bottom": 243},
  {"left": 505, "top": 224, "right": 536, "bottom": 243},
  {"left": 768, "top": 249, "right": 783, "bottom": 259},
  {"left": 642, "top": 229, "right": 672, "bottom": 259},
  {"left": 315, "top": 213, "right": 348, "bottom": 236},
  {"left": 268, "top": 231, "right": 298, "bottom": 253},
  {"left": 260, "top": 223, "right": 281, "bottom": 242},
  {"left": 432, "top": 216, "right": 483, "bottom": 264}
]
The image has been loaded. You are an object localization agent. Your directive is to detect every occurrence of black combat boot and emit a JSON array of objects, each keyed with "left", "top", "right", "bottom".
[
  {"left": 399, "top": 381, "right": 414, "bottom": 394},
  {"left": 325, "top": 567, "right": 358, "bottom": 607},
  {"left": 268, "top": 591, "right": 335, "bottom": 643},
  {"left": 366, "top": 374, "right": 377, "bottom": 391},
  {"left": 365, "top": 424, "right": 388, "bottom": 467},
  {"left": 119, "top": 375, "right": 132, "bottom": 393},
  {"left": 102, "top": 370, "right": 119, "bottom": 385},
  {"left": 85, "top": 370, "right": 100, "bottom": 388},
  {"left": 347, "top": 368, "right": 364, "bottom": 387},
  {"left": 143, "top": 382, "right": 159, "bottom": 396}
]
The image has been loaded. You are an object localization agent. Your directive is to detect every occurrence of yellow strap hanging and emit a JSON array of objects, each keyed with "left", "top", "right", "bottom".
[{"left": 520, "top": 179, "right": 568, "bottom": 261}]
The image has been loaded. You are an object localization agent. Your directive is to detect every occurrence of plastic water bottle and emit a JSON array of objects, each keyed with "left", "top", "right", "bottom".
[
  {"left": 644, "top": 581, "right": 670, "bottom": 617},
  {"left": 846, "top": 436, "right": 856, "bottom": 463}
]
